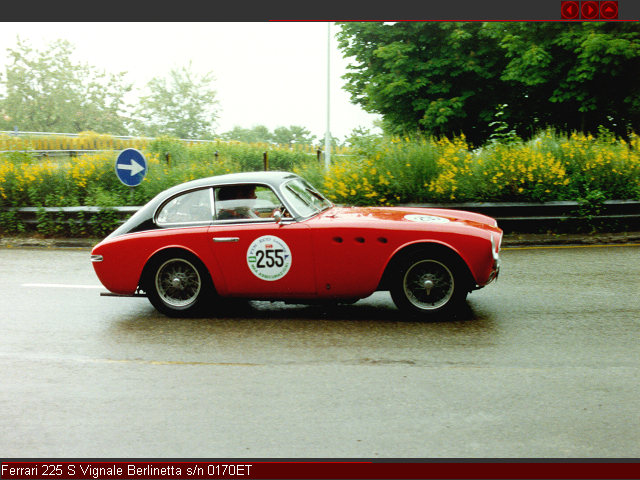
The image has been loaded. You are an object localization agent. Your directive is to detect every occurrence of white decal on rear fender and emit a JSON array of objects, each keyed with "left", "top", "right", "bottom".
[{"left": 247, "top": 235, "right": 292, "bottom": 281}]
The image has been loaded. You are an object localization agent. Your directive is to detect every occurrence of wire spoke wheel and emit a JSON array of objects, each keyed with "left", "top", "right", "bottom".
[
  {"left": 402, "top": 259, "right": 455, "bottom": 311},
  {"left": 155, "top": 258, "right": 202, "bottom": 309}
]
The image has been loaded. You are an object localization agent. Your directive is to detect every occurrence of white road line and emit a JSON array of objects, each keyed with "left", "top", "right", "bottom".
[
  {"left": 503, "top": 243, "right": 640, "bottom": 250},
  {"left": 21, "top": 283, "right": 104, "bottom": 289}
]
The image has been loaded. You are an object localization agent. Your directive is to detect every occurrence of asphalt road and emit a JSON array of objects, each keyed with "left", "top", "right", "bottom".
[{"left": 0, "top": 244, "right": 638, "bottom": 458}]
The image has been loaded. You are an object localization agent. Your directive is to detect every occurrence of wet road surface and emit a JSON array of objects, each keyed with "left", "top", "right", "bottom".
[{"left": 1, "top": 244, "right": 638, "bottom": 457}]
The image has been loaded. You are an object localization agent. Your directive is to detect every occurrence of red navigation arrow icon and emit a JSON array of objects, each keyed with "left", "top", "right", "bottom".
[
  {"left": 581, "top": 1, "right": 599, "bottom": 19},
  {"left": 600, "top": 1, "right": 618, "bottom": 19},
  {"left": 561, "top": 1, "right": 579, "bottom": 19}
]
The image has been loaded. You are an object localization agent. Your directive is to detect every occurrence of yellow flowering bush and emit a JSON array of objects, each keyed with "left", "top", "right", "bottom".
[
  {"left": 473, "top": 144, "right": 571, "bottom": 202},
  {"left": 553, "top": 131, "right": 640, "bottom": 199},
  {"left": 1, "top": 129, "right": 639, "bottom": 220},
  {"left": 299, "top": 130, "right": 640, "bottom": 205},
  {"left": 0, "top": 152, "right": 116, "bottom": 207},
  {"left": 426, "top": 135, "right": 476, "bottom": 202},
  {"left": 306, "top": 135, "right": 441, "bottom": 205},
  {"left": 0, "top": 135, "right": 320, "bottom": 210}
]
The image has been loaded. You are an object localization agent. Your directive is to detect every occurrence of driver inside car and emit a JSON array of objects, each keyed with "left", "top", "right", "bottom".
[{"left": 216, "top": 185, "right": 258, "bottom": 219}]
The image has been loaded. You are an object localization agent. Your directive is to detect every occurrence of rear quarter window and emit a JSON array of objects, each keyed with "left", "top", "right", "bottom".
[{"left": 156, "top": 188, "right": 214, "bottom": 226}]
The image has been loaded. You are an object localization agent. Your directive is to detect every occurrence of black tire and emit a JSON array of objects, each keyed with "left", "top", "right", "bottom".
[
  {"left": 390, "top": 249, "right": 469, "bottom": 318},
  {"left": 144, "top": 252, "right": 214, "bottom": 317}
]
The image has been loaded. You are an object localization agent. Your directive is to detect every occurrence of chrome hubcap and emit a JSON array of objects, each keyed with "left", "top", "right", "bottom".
[
  {"left": 156, "top": 258, "right": 202, "bottom": 308},
  {"left": 403, "top": 259, "right": 454, "bottom": 310},
  {"left": 423, "top": 279, "right": 434, "bottom": 295}
]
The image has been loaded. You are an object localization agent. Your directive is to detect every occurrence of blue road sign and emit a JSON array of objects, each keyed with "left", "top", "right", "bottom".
[{"left": 115, "top": 148, "right": 147, "bottom": 187}]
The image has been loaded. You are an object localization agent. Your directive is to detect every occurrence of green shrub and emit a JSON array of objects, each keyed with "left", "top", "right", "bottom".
[{"left": 1, "top": 129, "right": 638, "bottom": 217}]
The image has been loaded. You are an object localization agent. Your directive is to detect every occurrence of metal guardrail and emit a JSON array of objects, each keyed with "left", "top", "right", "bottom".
[
  {"left": 0, "top": 149, "right": 117, "bottom": 156},
  {"left": 3, "top": 201, "right": 639, "bottom": 233},
  {"left": 407, "top": 200, "right": 640, "bottom": 232},
  {"left": 0, "top": 131, "right": 202, "bottom": 143},
  {"left": 0, "top": 131, "right": 345, "bottom": 155},
  {"left": 2, "top": 206, "right": 139, "bottom": 228}
]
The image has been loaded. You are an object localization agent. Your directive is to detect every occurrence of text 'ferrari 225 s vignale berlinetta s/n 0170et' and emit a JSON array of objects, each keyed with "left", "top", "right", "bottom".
[{"left": 91, "top": 171, "right": 502, "bottom": 318}]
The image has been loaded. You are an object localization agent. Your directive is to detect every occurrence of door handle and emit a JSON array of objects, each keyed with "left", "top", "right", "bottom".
[{"left": 213, "top": 237, "right": 239, "bottom": 243}]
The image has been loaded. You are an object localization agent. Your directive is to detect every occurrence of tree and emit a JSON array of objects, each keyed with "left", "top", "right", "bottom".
[
  {"left": 344, "top": 126, "right": 383, "bottom": 151},
  {"left": 272, "top": 125, "right": 316, "bottom": 145},
  {"left": 220, "top": 125, "right": 317, "bottom": 145},
  {"left": 134, "top": 63, "right": 218, "bottom": 139},
  {"left": 337, "top": 22, "right": 505, "bottom": 145},
  {"left": 0, "top": 38, "right": 132, "bottom": 134},
  {"left": 487, "top": 22, "right": 640, "bottom": 137},
  {"left": 337, "top": 22, "right": 640, "bottom": 144},
  {"left": 220, "top": 125, "right": 274, "bottom": 143}
]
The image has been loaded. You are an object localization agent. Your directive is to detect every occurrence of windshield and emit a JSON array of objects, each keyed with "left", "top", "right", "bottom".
[{"left": 281, "top": 178, "right": 332, "bottom": 218}]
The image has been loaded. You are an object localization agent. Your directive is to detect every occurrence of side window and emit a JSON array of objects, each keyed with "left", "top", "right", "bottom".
[
  {"left": 215, "top": 184, "right": 282, "bottom": 220},
  {"left": 156, "top": 188, "right": 213, "bottom": 226}
]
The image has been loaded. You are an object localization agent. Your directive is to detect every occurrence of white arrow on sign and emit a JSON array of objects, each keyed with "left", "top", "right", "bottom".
[{"left": 117, "top": 159, "right": 144, "bottom": 176}]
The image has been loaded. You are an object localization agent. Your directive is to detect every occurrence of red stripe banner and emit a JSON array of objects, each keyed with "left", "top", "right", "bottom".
[{"left": 1, "top": 461, "right": 638, "bottom": 480}]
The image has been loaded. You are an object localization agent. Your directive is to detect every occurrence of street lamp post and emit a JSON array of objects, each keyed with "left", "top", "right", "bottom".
[{"left": 324, "top": 22, "right": 331, "bottom": 170}]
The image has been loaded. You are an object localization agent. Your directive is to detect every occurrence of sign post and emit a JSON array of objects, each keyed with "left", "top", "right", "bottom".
[{"left": 115, "top": 148, "right": 147, "bottom": 203}]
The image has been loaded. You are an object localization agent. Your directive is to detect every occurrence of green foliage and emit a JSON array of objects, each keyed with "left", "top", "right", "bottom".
[
  {"left": 0, "top": 209, "right": 25, "bottom": 234},
  {"left": 337, "top": 22, "right": 504, "bottom": 145},
  {"left": 35, "top": 207, "right": 64, "bottom": 236},
  {"left": 492, "top": 23, "right": 640, "bottom": 137},
  {"left": 318, "top": 134, "right": 454, "bottom": 205},
  {"left": 575, "top": 188, "right": 607, "bottom": 231},
  {"left": 344, "top": 127, "right": 385, "bottom": 153},
  {"left": 0, "top": 38, "right": 132, "bottom": 134},
  {"left": 337, "top": 22, "right": 640, "bottom": 145},
  {"left": 272, "top": 125, "right": 317, "bottom": 145},
  {"left": 220, "top": 125, "right": 273, "bottom": 144},
  {"left": 2, "top": 130, "right": 639, "bottom": 237},
  {"left": 488, "top": 104, "right": 521, "bottom": 146},
  {"left": 89, "top": 208, "right": 123, "bottom": 237},
  {"left": 134, "top": 63, "right": 218, "bottom": 139},
  {"left": 185, "top": 141, "right": 317, "bottom": 172},
  {"left": 147, "top": 136, "right": 190, "bottom": 165},
  {"left": 85, "top": 186, "right": 125, "bottom": 208},
  {"left": 220, "top": 125, "right": 317, "bottom": 146},
  {"left": 309, "top": 130, "right": 640, "bottom": 206},
  {"left": 21, "top": 206, "right": 122, "bottom": 237}
]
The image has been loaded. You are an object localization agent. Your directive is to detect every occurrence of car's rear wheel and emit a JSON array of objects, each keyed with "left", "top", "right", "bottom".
[
  {"left": 390, "top": 250, "right": 468, "bottom": 318},
  {"left": 145, "top": 253, "right": 213, "bottom": 317}
]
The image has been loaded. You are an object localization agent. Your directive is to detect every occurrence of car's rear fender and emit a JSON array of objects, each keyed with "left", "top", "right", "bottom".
[{"left": 138, "top": 245, "right": 220, "bottom": 295}]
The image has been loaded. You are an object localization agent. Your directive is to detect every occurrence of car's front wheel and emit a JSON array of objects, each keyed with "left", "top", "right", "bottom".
[
  {"left": 145, "top": 253, "right": 213, "bottom": 317},
  {"left": 390, "top": 250, "right": 469, "bottom": 318}
]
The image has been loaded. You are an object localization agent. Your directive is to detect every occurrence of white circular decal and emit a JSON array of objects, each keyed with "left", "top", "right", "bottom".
[
  {"left": 247, "top": 235, "right": 292, "bottom": 281},
  {"left": 404, "top": 214, "right": 450, "bottom": 224}
]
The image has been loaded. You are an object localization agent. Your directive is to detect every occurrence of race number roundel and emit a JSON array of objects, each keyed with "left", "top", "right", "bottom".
[{"left": 247, "top": 235, "right": 292, "bottom": 281}]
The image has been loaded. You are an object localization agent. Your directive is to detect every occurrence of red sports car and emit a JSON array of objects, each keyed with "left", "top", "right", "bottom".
[{"left": 91, "top": 171, "right": 502, "bottom": 318}]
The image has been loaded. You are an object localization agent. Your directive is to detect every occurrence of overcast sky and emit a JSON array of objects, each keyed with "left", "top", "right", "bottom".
[{"left": 0, "top": 22, "right": 382, "bottom": 140}]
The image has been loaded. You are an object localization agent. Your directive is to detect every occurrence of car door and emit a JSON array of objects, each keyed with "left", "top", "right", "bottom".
[
  {"left": 209, "top": 222, "right": 315, "bottom": 298},
  {"left": 207, "top": 184, "right": 316, "bottom": 298}
]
